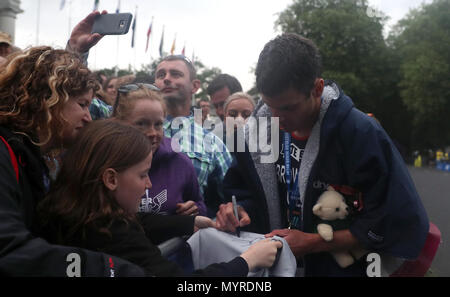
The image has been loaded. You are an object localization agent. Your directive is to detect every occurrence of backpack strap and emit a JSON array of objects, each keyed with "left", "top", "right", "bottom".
[{"left": 0, "top": 135, "right": 19, "bottom": 183}]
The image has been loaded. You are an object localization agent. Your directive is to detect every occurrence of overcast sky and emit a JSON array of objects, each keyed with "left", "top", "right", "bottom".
[{"left": 14, "top": 0, "right": 432, "bottom": 92}]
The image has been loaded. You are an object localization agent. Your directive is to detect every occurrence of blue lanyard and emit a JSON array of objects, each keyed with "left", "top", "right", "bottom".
[{"left": 284, "top": 132, "right": 301, "bottom": 229}]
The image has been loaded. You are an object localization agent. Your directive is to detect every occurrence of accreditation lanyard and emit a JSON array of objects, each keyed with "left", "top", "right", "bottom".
[{"left": 284, "top": 132, "right": 302, "bottom": 230}]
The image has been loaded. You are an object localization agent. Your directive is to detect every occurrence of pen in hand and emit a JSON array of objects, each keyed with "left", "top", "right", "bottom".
[{"left": 232, "top": 195, "right": 240, "bottom": 237}]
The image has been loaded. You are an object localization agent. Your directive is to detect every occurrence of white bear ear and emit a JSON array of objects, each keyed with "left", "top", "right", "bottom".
[
  {"left": 313, "top": 204, "right": 322, "bottom": 214},
  {"left": 327, "top": 186, "right": 335, "bottom": 191}
]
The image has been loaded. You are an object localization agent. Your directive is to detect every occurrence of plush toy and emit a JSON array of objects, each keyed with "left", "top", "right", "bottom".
[{"left": 312, "top": 186, "right": 366, "bottom": 268}]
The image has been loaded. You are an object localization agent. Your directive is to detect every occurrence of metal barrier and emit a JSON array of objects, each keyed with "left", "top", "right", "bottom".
[
  {"left": 157, "top": 217, "right": 218, "bottom": 258},
  {"left": 157, "top": 236, "right": 187, "bottom": 258}
]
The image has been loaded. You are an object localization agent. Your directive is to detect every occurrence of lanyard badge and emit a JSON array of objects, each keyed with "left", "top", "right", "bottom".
[
  {"left": 284, "top": 132, "right": 302, "bottom": 230},
  {"left": 287, "top": 186, "right": 302, "bottom": 230}
]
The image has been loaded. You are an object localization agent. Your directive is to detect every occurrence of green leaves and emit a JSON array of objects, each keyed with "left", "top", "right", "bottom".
[
  {"left": 394, "top": 0, "right": 450, "bottom": 148},
  {"left": 276, "top": 0, "right": 450, "bottom": 152}
]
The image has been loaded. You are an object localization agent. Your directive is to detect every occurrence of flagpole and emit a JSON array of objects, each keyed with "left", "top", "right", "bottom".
[
  {"left": 134, "top": 5, "right": 138, "bottom": 72},
  {"left": 159, "top": 25, "right": 165, "bottom": 58},
  {"left": 93, "top": 46, "right": 97, "bottom": 70},
  {"left": 115, "top": 0, "right": 120, "bottom": 76},
  {"left": 150, "top": 17, "right": 154, "bottom": 64},
  {"left": 134, "top": 45, "right": 137, "bottom": 71},
  {"left": 115, "top": 39, "right": 120, "bottom": 76},
  {"left": 116, "top": 35, "right": 119, "bottom": 75},
  {"left": 145, "top": 16, "right": 154, "bottom": 62},
  {"left": 36, "top": 0, "right": 40, "bottom": 45},
  {"left": 68, "top": 0, "right": 72, "bottom": 37}
]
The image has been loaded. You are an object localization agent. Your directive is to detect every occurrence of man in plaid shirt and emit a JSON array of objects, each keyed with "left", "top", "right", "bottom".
[
  {"left": 89, "top": 97, "right": 112, "bottom": 120},
  {"left": 155, "top": 55, "right": 233, "bottom": 217}
]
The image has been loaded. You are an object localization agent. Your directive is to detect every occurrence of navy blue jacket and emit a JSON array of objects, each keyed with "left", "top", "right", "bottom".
[{"left": 223, "top": 82, "right": 429, "bottom": 276}]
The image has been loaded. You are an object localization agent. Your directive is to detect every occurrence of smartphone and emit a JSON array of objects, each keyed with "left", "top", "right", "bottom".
[{"left": 91, "top": 13, "right": 133, "bottom": 35}]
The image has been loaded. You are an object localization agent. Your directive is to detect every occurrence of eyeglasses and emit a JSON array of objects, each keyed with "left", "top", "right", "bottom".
[{"left": 113, "top": 83, "right": 160, "bottom": 116}]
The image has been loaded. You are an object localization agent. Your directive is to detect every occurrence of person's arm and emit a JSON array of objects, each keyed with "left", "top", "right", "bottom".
[
  {"left": 215, "top": 156, "right": 259, "bottom": 232},
  {"left": 216, "top": 202, "right": 251, "bottom": 233},
  {"left": 136, "top": 212, "right": 195, "bottom": 245},
  {"left": 0, "top": 146, "right": 144, "bottom": 276},
  {"left": 66, "top": 10, "right": 107, "bottom": 64},
  {"left": 96, "top": 219, "right": 249, "bottom": 277},
  {"left": 177, "top": 157, "right": 207, "bottom": 216},
  {"left": 339, "top": 116, "right": 429, "bottom": 259},
  {"left": 265, "top": 229, "right": 362, "bottom": 258}
]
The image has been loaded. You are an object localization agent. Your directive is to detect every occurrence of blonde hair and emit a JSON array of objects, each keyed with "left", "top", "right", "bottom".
[
  {"left": 113, "top": 85, "right": 166, "bottom": 120},
  {"left": 0, "top": 46, "right": 99, "bottom": 146},
  {"left": 223, "top": 92, "right": 256, "bottom": 114}
]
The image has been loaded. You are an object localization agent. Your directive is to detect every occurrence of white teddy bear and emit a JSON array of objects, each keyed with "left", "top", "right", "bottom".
[{"left": 312, "top": 186, "right": 367, "bottom": 268}]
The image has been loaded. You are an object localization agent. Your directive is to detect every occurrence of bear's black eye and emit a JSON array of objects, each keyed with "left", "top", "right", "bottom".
[{"left": 335, "top": 208, "right": 340, "bottom": 212}]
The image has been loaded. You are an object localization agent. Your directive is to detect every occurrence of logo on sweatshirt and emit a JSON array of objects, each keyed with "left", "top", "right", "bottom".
[
  {"left": 140, "top": 189, "right": 168, "bottom": 214},
  {"left": 109, "top": 257, "right": 115, "bottom": 277}
]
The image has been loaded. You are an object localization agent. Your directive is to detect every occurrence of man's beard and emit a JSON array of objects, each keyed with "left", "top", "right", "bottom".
[{"left": 163, "top": 93, "right": 187, "bottom": 110}]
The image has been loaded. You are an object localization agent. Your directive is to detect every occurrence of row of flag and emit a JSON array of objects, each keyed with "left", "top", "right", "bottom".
[
  {"left": 60, "top": 0, "right": 189, "bottom": 58},
  {"left": 130, "top": 9, "right": 186, "bottom": 57}
]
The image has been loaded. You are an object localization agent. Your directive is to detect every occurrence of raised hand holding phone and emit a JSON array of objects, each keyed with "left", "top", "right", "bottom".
[
  {"left": 68, "top": 10, "right": 108, "bottom": 54},
  {"left": 91, "top": 13, "right": 133, "bottom": 35}
]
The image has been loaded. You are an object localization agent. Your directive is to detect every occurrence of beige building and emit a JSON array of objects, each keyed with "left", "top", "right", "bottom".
[{"left": 0, "top": 0, "right": 23, "bottom": 42}]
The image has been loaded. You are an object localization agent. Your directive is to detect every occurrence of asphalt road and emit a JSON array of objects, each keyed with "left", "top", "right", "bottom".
[{"left": 408, "top": 166, "right": 449, "bottom": 276}]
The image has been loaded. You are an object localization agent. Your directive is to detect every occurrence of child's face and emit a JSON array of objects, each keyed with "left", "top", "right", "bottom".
[
  {"left": 114, "top": 152, "right": 153, "bottom": 214},
  {"left": 128, "top": 99, "right": 165, "bottom": 153}
]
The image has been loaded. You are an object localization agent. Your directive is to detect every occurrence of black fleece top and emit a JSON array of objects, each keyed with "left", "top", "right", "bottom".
[
  {"left": 50, "top": 212, "right": 249, "bottom": 277},
  {"left": 0, "top": 126, "right": 143, "bottom": 276}
]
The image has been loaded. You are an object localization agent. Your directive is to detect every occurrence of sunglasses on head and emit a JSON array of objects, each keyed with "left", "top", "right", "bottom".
[
  {"left": 164, "top": 54, "right": 194, "bottom": 66},
  {"left": 113, "top": 83, "right": 160, "bottom": 116},
  {"left": 117, "top": 83, "right": 160, "bottom": 94}
]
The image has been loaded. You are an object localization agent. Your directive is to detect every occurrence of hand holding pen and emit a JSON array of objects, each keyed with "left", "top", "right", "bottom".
[{"left": 215, "top": 197, "right": 251, "bottom": 235}]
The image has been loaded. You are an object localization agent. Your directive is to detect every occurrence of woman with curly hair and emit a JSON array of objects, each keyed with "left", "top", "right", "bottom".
[{"left": 0, "top": 41, "right": 146, "bottom": 275}]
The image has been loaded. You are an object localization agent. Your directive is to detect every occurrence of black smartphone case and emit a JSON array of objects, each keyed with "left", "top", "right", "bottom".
[{"left": 91, "top": 13, "right": 133, "bottom": 35}]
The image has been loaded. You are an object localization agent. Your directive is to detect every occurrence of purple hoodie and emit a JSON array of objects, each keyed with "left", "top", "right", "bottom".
[{"left": 139, "top": 137, "right": 207, "bottom": 216}]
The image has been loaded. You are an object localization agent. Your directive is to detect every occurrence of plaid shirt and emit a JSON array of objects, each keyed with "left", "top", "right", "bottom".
[
  {"left": 89, "top": 98, "right": 112, "bottom": 120},
  {"left": 163, "top": 114, "right": 232, "bottom": 201}
]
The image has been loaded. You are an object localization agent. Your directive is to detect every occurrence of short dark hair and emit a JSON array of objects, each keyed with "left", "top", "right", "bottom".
[
  {"left": 256, "top": 33, "right": 322, "bottom": 97},
  {"left": 207, "top": 73, "right": 243, "bottom": 96},
  {"left": 161, "top": 55, "right": 196, "bottom": 80}
]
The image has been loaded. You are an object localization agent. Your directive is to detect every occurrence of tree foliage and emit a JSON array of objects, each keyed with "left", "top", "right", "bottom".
[
  {"left": 276, "top": 0, "right": 389, "bottom": 111},
  {"left": 275, "top": 0, "right": 450, "bottom": 153},
  {"left": 390, "top": 0, "right": 450, "bottom": 149}
]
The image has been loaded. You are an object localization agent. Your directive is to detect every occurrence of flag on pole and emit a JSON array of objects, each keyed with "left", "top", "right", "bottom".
[
  {"left": 145, "top": 17, "right": 153, "bottom": 53},
  {"left": 170, "top": 34, "right": 176, "bottom": 55},
  {"left": 131, "top": 7, "right": 137, "bottom": 48},
  {"left": 181, "top": 42, "right": 186, "bottom": 56},
  {"left": 159, "top": 26, "right": 165, "bottom": 57},
  {"left": 191, "top": 49, "right": 195, "bottom": 64},
  {"left": 116, "top": 0, "right": 120, "bottom": 13},
  {"left": 93, "top": 0, "right": 99, "bottom": 11},
  {"left": 60, "top": 0, "right": 66, "bottom": 10}
]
